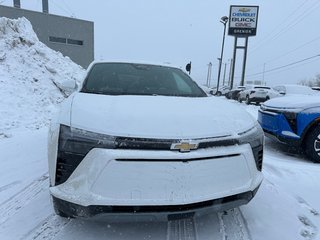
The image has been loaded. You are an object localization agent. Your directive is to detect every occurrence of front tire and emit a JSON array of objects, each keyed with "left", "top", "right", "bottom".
[
  {"left": 304, "top": 126, "right": 320, "bottom": 163},
  {"left": 52, "top": 196, "right": 72, "bottom": 218}
]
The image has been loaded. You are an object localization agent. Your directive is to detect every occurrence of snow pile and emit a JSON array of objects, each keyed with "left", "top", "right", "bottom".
[{"left": 0, "top": 17, "right": 85, "bottom": 134}]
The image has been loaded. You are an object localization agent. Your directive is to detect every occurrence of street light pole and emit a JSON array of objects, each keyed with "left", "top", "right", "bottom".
[
  {"left": 222, "top": 62, "right": 227, "bottom": 86},
  {"left": 262, "top": 63, "right": 266, "bottom": 85},
  {"left": 228, "top": 58, "right": 233, "bottom": 87},
  {"left": 206, "top": 62, "right": 212, "bottom": 87},
  {"left": 216, "top": 16, "right": 228, "bottom": 95}
]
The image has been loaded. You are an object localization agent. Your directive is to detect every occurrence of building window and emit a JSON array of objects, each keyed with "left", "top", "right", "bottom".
[
  {"left": 49, "top": 36, "right": 84, "bottom": 46},
  {"left": 67, "top": 39, "right": 84, "bottom": 46},
  {"left": 49, "top": 36, "right": 66, "bottom": 44}
]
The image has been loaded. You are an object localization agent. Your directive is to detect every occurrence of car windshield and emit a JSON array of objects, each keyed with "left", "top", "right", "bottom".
[{"left": 81, "top": 63, "right": 206, "bottom": 97}]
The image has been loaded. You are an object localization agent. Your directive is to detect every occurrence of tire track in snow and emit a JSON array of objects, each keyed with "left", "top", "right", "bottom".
[
  {"left": 0, "top": 174, "right": 49, "bottom": 225},
  {"left": 0, "top": 180, "right": 21, "bottom": 193},
  {"left": 23, "top": 213, "right": 71, "bottom": 240},
  {"left": 166, "top": 208, "right": 251, "bottom": 240},
  {"left": 167, "top": 214, "right": 197, "bottom": 240},
  {"left": 218, "top": 208, "right": 252, "bottom": 240}
]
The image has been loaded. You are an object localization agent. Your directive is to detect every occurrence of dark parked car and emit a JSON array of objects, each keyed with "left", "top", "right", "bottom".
[{"left": 225, "top": 86, "right": 246, "bottom": 100}]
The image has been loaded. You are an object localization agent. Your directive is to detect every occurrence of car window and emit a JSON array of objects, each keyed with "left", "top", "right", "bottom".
[
  {"left": 82, "top": 63, "right": 206, "bottom": 97},
  {"left": 255, "top": 87, "right": 270, "bottom": 89},
  {"left": 172, "top": 72, "right": 192, "bottom": 94}
]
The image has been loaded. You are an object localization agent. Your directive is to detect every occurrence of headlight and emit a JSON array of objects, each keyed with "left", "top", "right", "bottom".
[
  {"left": 238, "top": 123, "right": 264, "bottom": 171},
  {"left": 55, "top": 125, "right": 117, "bottom": 185},
  {"left": 238, "top": 123, "right": 264, "bottom": 148},
  {"left": 283, "top": 111, "right": 298, "bottom": 133},
  {"left": 59, "top": 125, "right": 117, "bottom": 155}
]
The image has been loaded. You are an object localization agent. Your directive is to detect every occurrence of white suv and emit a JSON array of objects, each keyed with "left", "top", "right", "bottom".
[
  {"left": 48, "top": 61, "right": 264, "bottom": 218},
  {"left": 238, "top": 85, "right": 280, "bottom": 104}
]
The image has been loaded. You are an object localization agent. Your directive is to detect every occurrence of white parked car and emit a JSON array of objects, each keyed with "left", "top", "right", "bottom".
[
  {"left": 238, "top": 85, "right": 280, "bottom": 104},
  {"left": 312, "top": 86, "right": 320, "bottom": 91},
  {"left": 215, "top": 85, "right": 231, "bottom": 96},
  {"left": 273, "top": 84, "right": 317, "bottom": 96},
  {"left": 48, "top": 61, "right": 263, "bottom": 218}
]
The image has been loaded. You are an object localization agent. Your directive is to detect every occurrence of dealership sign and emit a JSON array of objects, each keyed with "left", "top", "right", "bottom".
[{"left": 228, "top": 5, "right": 259, "bottom": 37}]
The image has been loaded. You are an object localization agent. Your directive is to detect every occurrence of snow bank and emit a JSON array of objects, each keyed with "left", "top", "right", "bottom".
[{"left": 0, "top": 17, "right": 85, "bottom": 133}]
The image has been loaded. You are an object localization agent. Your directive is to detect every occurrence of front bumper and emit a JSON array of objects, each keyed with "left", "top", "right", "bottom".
[
  {"left": 258, "top": 109, "right": 301, "bottom": 146},
  {"left": 50, "top": 144, "right": 263, "bottom": 216},
  {"left": 249, "top": 96, "right": 266, "bottom": 103},
  {"left": 52, "top": 185, "right": 260, "bottom": 218}
]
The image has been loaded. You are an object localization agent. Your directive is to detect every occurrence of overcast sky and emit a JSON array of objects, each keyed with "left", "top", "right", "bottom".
[{"left": 2, "top": 0, "right": 320, "bottom": 86}]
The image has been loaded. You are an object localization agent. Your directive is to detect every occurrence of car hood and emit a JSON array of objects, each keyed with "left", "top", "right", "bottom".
[
  {"left": 263, "top": 95, "right": 320, "bottom": 110},
  {"left": 69, "top": 93, "right": 255, "bottom": 139}
]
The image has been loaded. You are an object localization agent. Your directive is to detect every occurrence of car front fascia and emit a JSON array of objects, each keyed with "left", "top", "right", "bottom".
[
  {"left": 54, "top": 123, "right": 264, "bottom": 186},
  {"left": 259, "top": 105, "right": 320, "bottom": 146},
  {"left": 50, "top": 143, "right": 263, "bottom": 217}
]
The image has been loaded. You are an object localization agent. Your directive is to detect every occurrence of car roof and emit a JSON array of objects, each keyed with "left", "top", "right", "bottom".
[
  {"left": 245, "top": 85, "right": 271, "bottom": 88},
  {"left": 87, "top": 60, "right": 179, "bottom": 70}
]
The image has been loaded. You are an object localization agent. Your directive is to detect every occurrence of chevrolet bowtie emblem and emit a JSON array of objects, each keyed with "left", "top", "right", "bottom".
[
  {"left": 171, "top": 142, "right": 199, "bottom": 152},
  {"left": 239, "top": 8, "right": 251, "bottom": 12}
]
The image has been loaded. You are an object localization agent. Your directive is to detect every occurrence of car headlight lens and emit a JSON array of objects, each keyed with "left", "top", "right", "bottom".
[
  {"left": 55, "top": 125, "right": 117, "bottom": 185},
  {"left": 59, "top": 125, "right": 117, "bottom": 155},
  {"left": 283, "top": 111, "right": 298, "bottom": 133},
  {"left": 238, "top": 123, "right": 264, "bottom": 147},
  {"left": 238, "top": 123, "right": 264, "bottom": 171}
]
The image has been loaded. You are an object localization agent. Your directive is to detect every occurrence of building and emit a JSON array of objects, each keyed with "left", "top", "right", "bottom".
[
  {"left": 0, "top": 1, "right": 94, "bottom": 68},
  {"left": 245, "top": 80, "right": 265, "bottom": 86}
]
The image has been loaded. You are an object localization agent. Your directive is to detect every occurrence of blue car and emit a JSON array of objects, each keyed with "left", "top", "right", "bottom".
[{"left": 258, "top": 95, "right": 320, "bottom": 162}]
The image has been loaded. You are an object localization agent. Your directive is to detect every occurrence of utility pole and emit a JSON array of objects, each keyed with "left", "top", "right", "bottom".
[
  {"left": 216, "top": 16, "right": 228, "bottom": 94},
  {"left": 222, "top": 62, "right": 227, "bottom": 86},
  {"left": 228, "top": 58, "right": 233, "bottom": 87},
  {"left": 206, "top": 62, "right": 212, "bottom": 87},
  {"left": 262, "top": 63, "right": 266, "bottom": 85}
]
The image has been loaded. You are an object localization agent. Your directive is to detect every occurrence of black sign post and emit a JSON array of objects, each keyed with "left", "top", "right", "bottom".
[{"left": 186, "top": 62, "right": 191, "bottom": 75}]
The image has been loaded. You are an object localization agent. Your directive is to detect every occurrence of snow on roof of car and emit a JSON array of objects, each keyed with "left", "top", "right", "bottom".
[
  {"left": 86, "top": 60, "right": 181, "bottom": 71},
  {"left": 275, "top": 84, "right": 315, "bottom": 95},
  {"left": 263, "top": 95, "right": 320, "bottom": 109}
]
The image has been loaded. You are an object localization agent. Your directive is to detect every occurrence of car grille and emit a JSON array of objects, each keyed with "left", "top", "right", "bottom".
[
  {"left": 252, "top": 145, "right": 263, "bottom": 171},
  {"left": 116, "top": 136, "right": 238, "bottom": 150},
  {"left": 115, "top": 154, "right": 241, "bottom": 162}
]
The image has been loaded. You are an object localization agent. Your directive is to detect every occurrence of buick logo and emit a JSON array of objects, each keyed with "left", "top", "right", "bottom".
[{"left": 171, "top": 141, "right": 199, "bottom": 152}]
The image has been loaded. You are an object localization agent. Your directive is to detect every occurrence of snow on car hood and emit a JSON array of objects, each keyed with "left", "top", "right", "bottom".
[
  {"left": 263, "top": 95, "right": 320, "bottom": 110},
  {"left": 69, "top": 93, "right": 255, "bottom": 139}
]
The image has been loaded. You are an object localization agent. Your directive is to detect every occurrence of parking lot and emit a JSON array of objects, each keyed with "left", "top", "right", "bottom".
[{"left": 0, "top": 101, "right": 319, "bottom": 240}]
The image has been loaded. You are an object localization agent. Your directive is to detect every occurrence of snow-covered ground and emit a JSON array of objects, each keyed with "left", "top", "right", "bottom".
[{"left": 0, "top": 17, "right": 320, "bottom": 240}]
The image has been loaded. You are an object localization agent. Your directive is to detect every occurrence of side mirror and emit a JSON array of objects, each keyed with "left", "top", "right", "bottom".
[
  {"left": 279, "top": 91, "right": 285, "bottom": 95},
  {"left": 60, "top": 80, "right": 76, "bottom": 91}
]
